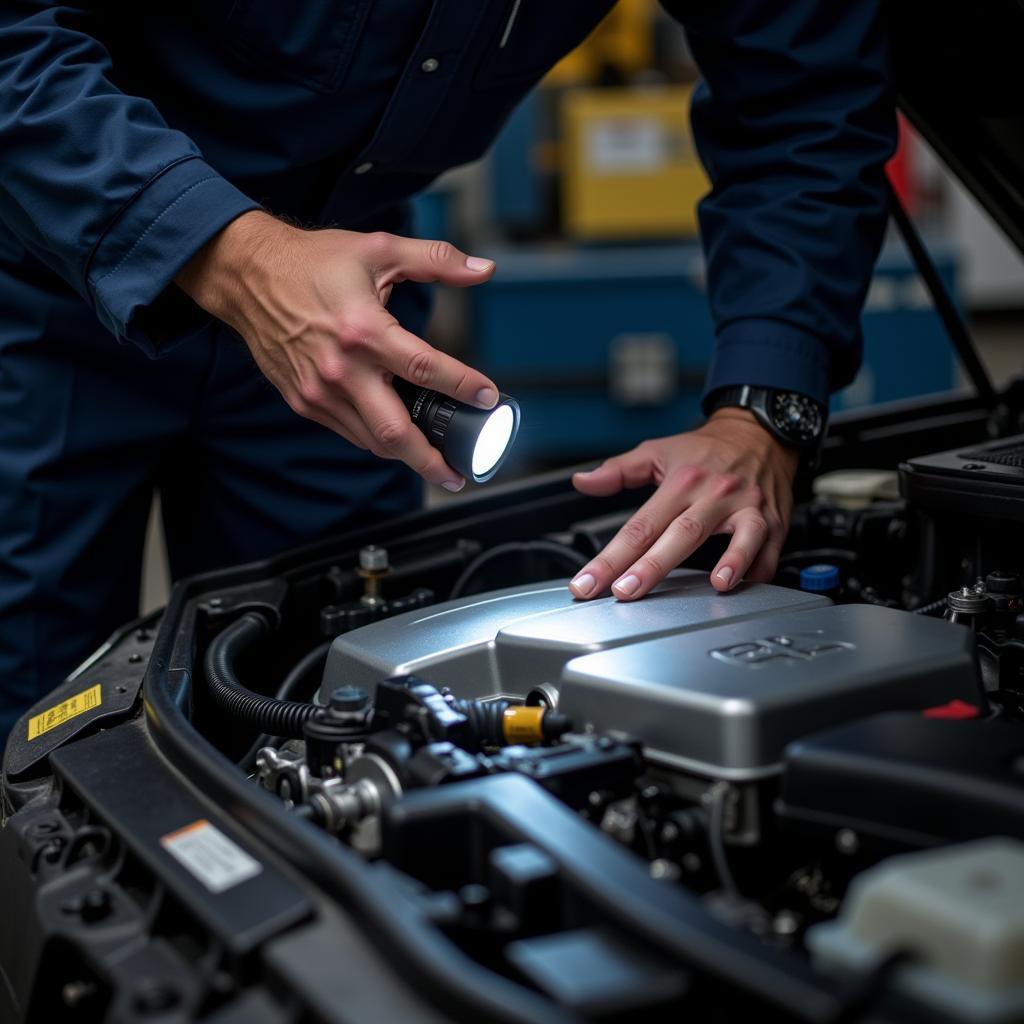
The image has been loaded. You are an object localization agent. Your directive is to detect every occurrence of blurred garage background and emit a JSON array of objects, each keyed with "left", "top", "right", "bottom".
[{"left": 141, "top": 0, "right": 1024, "bottom": 611}]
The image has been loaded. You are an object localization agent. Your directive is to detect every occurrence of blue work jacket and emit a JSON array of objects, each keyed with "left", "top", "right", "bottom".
[{"left": 0, "top": 1, "right": 896, "bottom": 407}]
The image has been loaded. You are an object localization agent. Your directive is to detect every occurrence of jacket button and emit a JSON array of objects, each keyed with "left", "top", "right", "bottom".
[
  {"left": 421, "top": 57, "right": 440, "bottom": 73},
  {"left": 354, "top": 162, "right": 374, "bottom": 175}
]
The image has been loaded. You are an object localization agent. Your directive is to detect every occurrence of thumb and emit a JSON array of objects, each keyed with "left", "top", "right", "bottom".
[
  {"left": 572, "top": 446, "right": 656, "bottom": 497},
  {"left": 377, "top": 235, "right": 496, "bottom": 288}
]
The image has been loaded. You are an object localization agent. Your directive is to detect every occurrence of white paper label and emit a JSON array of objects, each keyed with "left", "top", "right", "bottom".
[
  {"left": 160, "top": 819, "right": 262, "bottom": 893},
  {"left": 586, "top": 117, "right": 667, "bottom": 175}
]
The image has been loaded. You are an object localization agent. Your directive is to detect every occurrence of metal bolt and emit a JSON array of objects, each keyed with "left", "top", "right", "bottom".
[
  {"left": 41, "top": 840, "right": 64, "bottom": 863},
  {"left": 358, "top": 545, "right": 390, "bottom": 607},
  {"left": 836, "top": 828, "right": 859, "bottom": 855},
  {"left": 359, "top": 545, "right": 389, "bottom": 571},
  {"left": 459, "top": 883, "right": 491, "bottom": 909},
  {"left": 80, "top": 888, "right": 112, "bottom": 923},
  {"left": 660, "top": 822, "right": 680, "bottom": 844},
  {"left": 329, "top": 686, "right": 370, "bottom": 714},
  {"left": 650, "top": 859, "right": 681, "bottom": 881},
  {"left": 128, "top": 653, "right": 143, "bottom": 664},
  {"left": 62, "top": 981, "right": 97, "bottom": 1008},
  {"left": 773, "top": 910, "right": 800, "bottom": 936}
]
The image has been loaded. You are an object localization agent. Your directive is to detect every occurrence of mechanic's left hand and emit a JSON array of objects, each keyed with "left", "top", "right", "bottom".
[{"left": 568, "top": 409, "right": 799, "bottom": 601}]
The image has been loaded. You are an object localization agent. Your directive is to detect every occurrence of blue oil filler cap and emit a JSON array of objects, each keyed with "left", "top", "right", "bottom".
[{"left": 800, "top": 564, "right": 840, "bottom": 593}]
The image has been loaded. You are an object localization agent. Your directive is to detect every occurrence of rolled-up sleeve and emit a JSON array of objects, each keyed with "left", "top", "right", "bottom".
[
  {"left": 0, "top": 3, "right": 259, "bottom": 353},
  {"left": 663, "top": 0, "right": 897, "bottom": 409}
]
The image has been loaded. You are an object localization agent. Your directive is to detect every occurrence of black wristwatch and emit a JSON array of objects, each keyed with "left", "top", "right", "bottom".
[{"left": 707, "top": 386, "right": 827, "bottom": 462}]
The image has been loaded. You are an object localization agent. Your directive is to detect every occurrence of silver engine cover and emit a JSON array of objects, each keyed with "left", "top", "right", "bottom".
[
  {"left": 319, "top": 572, "right": 980, "bottom": 780},
  {"left": 320, "top": 571, "right": 829, "bottom": 701}
]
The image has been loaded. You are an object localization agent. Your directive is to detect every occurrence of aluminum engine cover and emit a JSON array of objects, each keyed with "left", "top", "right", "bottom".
[
  {"left": 319, "top": 571, "right": 829, "bottom": 703},
  {"left": 559, "top": 604, "right": 982, "bottom": 780}
]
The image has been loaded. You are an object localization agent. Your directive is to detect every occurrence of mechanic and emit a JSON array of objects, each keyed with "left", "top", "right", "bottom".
[{"left": 0, "top": 2, "right": 895, "bottom": 741}]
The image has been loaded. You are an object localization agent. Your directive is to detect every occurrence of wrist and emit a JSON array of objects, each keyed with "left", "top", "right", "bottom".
[
  {"left": 175, "top": 209, "right": 283, "bottom": 324},
  {"left": 704, "top": 408, "right": 801, "bottom": 476}
]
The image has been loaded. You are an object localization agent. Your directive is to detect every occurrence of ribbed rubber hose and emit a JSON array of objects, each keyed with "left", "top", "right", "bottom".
[
  {"left": 913, "top": 596, "right": 949, "bottom": 617},
  {"left": 203, "top": 612, "right": 318, "bottom": 738},
  {"left": 454, "top": 698, "right": 510, "bottom": 747}
]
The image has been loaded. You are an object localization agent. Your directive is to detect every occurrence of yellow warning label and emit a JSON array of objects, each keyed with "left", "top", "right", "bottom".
[{"left": 27, "top": 683, "right": 102, "bottom": 741}]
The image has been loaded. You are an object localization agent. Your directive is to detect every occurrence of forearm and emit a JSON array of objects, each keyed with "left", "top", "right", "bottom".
[
  {"left": 665, "top": 0, "right": 897, "bottom": 403},
  {"left": 0, "top": 3, "right": 258, "bottom": 350}
]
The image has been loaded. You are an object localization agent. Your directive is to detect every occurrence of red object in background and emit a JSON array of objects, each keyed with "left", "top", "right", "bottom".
[
  {"left": 923, "top": 699, "right": 981, "bottom": 720},
  {"left": 886, "top": 113, "right": 914, "bottom": 212}
]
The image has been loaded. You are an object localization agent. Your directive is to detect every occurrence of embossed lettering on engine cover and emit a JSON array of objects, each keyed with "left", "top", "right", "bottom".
[{"left": 709, "top": 632, "right": 855, "bottom": 666}]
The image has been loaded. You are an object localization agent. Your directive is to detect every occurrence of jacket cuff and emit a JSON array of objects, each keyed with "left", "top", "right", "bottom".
[
  {"left": 86, "top": 156, "right": 260, "bottom": 354},
  {"left": 701, "top": 318, "right": 832, "bottom": 415}
]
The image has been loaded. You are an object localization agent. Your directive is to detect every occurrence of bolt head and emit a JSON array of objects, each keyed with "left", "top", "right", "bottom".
[
  {"left": 359, "top": 545, "right": 389, "bottom": 571},
  {"left": 836, "top": 828, "right": 859, "bottom": 855},
  {"left": 330, "top": 686, "right": 370, "bottom": 713}
]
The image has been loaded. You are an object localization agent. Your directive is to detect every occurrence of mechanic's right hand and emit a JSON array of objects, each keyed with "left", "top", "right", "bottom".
[{"left": 176, "top": 209, "right": 499, "bottom": 491}]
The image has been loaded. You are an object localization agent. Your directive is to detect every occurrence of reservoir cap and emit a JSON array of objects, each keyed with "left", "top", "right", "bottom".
[{"left": 800, "top": 564, "right": 840, "bottom": 593}]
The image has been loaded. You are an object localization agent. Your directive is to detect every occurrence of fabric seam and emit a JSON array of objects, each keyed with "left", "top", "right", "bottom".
[
  {"left": 91, "top": 175, "right": 219, "bottom": 289},
  {"left": 82, "top": 153, "right": 202, "bottom": 294}
]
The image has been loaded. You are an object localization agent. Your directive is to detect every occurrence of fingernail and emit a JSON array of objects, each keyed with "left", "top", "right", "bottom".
[
  {"left": 475, "top": 387, "right": 498, "bottom": 408},
  {"left": 466, "top": 256, "right": 494, "bottom": 272},
  {"left": 715, "top": 566, "right": 734, "bottom": 588},
  {"left": 441, "top": 479, "right": 465, "bottom": 493},
  {"left": 570, "top": 572, "right": 596, "bottom": 597},
  {"left": 613, "top": 574, "right": 640, "bottom": 597}
]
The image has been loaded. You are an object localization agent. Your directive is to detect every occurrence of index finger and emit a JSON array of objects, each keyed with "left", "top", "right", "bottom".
[
  {"left": 374, "top": 313, "right": 498, "bottom": 410},
  {"left": 568, "top": 466, "right": 708, "bottom": 599}
]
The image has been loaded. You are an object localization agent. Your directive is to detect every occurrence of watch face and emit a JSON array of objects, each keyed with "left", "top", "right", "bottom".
[{"left": 769, "top": 392, "right": 823, "bottom": 444}]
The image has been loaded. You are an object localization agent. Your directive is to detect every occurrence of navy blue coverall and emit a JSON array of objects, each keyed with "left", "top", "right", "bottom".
[{"left": 0, "top": 1, "right": 896, "bottom": 741}]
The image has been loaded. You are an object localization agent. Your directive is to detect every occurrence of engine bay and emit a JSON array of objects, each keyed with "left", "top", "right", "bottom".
[{"left": 6, "top": 413, "right": 1024, "bottom": 1023}]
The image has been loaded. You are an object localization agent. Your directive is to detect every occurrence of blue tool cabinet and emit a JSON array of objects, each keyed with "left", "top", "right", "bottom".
[{"left": 471, "top": 243, "right": 958, "bottom": 461}]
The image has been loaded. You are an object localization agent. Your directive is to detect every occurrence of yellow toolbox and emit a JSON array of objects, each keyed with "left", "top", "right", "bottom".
[{"left": 560, "top": 85, "right": 709, "bottom": 240}]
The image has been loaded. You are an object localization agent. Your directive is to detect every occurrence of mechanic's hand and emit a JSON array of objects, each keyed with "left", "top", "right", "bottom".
[
  {"left": 176, "top": 210, "right": 499, "bottom": 491},
  {"left": 568, "top": 409, "right": 799, "bottom": 601}
]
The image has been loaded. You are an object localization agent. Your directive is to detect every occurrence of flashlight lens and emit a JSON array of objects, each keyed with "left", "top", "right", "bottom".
[{"left": 472, "top": 404, "right": 516, "bottom": 478}]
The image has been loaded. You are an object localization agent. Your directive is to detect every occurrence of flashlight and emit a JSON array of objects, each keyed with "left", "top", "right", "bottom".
[{"left": 394, "top": 378, "right": 521, "bottom": 484}]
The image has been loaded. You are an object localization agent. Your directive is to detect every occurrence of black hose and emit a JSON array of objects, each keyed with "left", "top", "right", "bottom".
[
  {"left": 203, "top": 612, "right": 318, "bottom": 739},
  {"left": 238, "top": 640, "right": 333, "bottom": 771},
  {"left": 912, "top": 596, "right": 948, "bottom": 617},
  {"left": 276, "top": 640, "right": 333, "bottom": 702},
  {"left": 708, "top": 783, "right": 741, "bottom": 900},
  {"left": 454, "top": 698, "right": 510, "bottom": 747},
  {"left": 450, "top": 541, "right": 588, "bottom": 599}
]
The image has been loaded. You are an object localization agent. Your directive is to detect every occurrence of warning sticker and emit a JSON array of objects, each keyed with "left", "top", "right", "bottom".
[
  {"left": 160, "top": 819, "right": 262, "bottom": 893},
  {"left": 27, "top": 683, "right": 102, "bottom": 741}
]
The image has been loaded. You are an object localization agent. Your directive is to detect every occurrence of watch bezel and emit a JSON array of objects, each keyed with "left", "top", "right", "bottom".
[
  {"left": 708, "top": 385, "right": 827, "bottom": 453},
  {"left": 768, "top": 390, "right": 824, "bottom": 445}
]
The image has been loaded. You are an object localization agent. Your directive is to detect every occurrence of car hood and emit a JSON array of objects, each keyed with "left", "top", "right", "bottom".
[{"left": 890, "top": 0, "right": 1024, "bottom": 256}]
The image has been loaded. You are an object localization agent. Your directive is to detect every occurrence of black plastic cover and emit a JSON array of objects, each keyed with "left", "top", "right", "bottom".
[{"left": 777, "top": 712, "right": 1024, "bottom": 848}]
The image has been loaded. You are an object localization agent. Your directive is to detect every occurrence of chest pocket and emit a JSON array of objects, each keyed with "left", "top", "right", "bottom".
[
  {"left": 225, "top": 0, "right": 372, "bottom": 94},
  {"left": 474, "top": 0, "right": 617, "bottom": 89}
]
